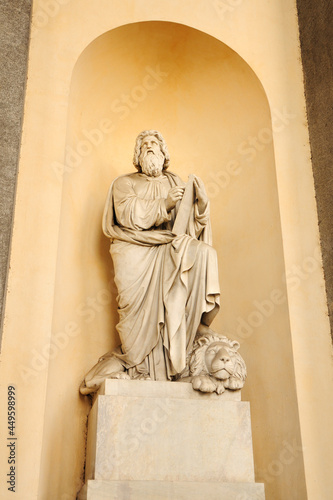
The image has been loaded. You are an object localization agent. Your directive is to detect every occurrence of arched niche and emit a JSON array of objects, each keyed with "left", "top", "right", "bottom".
[{"left": 39, "top": 21, "right": 305, "bottom": 499}]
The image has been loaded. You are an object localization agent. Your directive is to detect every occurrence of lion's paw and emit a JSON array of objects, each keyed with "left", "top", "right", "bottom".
[
  {"left": 215, "top": 381, "right": 226, "bottom": 394},
  {"left": 192, "top": 375, "right": 216, "bottom": 393},
  {"left": 224, "top": 377, "right": 244, "bottom": 390}
]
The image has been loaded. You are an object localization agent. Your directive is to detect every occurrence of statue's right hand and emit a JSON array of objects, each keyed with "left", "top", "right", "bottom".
[{"left": 165, "top": 186, "right": 185, "bottom": 212}]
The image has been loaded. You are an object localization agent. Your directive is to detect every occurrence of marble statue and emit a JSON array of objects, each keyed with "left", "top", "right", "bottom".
[
  {"left": 179, "top": 325, "right": 247, "bottom": 394},
  {"left": 80, "top": 129, "right": 228, "bottom": 395}
]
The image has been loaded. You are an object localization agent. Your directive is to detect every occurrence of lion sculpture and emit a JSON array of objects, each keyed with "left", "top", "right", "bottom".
[
  {"left": 180, "top": 327, "right": 247, "bottom": 394},
  {"left": 80, "top": 326, "right": 246, "bottom": 396}
]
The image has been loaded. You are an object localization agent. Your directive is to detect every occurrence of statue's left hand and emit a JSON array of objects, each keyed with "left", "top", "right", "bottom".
[{"left": 193, "top": 175, "right": 209, "bottom": 213}]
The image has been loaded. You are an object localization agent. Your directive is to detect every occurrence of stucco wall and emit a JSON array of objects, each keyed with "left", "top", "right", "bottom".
[
  {"left": 2, "top": 2, "right": 331, "bottom": 341},
  {"left": 38, "top": 22, "right": 304, "bottom": 499},
  {"left": 0, "top": 1, "right": 332, "bottom": 500},
  {"left": 1, "top": 5, "right": 332, "bottom": 342}
]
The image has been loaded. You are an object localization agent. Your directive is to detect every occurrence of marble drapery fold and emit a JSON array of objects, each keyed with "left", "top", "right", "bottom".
[{"left": 102, "top": 171, "right": 220, "bottom": 379}]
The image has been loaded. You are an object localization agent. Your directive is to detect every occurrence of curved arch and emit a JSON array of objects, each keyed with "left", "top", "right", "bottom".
[{"left": 72, "top": 20, "right": 270, "bottom": 108}]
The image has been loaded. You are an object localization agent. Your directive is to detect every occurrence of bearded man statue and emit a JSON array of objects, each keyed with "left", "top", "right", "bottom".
[{"left": 80, "top": 130, "right": 220, "bottom": 394}]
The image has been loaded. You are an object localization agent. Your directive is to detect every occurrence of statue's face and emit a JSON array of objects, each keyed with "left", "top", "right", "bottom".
[
  {"left": 204, "top": 342, "right": 234, "bottom": 380},
  {"left": 139, "top": 135, "right": 165, "bottom": 177},
  {"left": 140, "top": 135, "right": 162, "bottom": 159}
]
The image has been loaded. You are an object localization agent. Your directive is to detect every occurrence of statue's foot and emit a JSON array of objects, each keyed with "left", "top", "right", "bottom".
[
  {"left": 79, "top": 371, "right": 131, "bottom": 395},
  {"left": 110, "top": 371, "right": 131, "bottom": 380},
  {"left": 79, "top": 380, "right": 98, "bottom": 395},
  {"left": 137, "top": 373, "right": 151, "bottom": 381}
]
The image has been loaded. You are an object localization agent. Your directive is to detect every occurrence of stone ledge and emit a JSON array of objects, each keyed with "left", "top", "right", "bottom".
[
  {"left": 99, "top": 378, "right": 241, "bottom": 401},
  {"left": 78, "top": 479, "right": 265, "bottom": 500}
]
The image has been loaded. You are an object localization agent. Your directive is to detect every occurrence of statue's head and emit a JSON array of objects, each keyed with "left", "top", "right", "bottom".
[{"left": 133, "top": 130, "right": 170, "bottom": 177}]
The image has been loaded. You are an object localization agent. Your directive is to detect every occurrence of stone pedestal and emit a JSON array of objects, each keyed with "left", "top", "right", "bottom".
[{"left": 78, "top": 380, "right": 265, "bottom": 500}]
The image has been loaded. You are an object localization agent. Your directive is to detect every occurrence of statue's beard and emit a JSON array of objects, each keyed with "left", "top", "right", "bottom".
[{"left": 140, "top": 151, "right": 165, "bottom": 177}]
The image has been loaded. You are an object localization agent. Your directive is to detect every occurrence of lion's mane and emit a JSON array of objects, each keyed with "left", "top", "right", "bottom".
[{"left": 189, "top": 331, "right": 247, "bottom": 386}]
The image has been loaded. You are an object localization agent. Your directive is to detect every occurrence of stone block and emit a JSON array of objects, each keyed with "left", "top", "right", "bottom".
[{"left": 85, "top": 380, "right": 255, "bottom": 484}]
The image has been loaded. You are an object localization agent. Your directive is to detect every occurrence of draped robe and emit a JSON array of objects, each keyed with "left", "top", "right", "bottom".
[{"left": 102, "top": 170, "right": 220, "bottom": 380}]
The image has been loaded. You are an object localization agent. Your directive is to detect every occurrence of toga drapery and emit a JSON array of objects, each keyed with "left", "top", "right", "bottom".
[{"left": 102, "top": 171, "right": 220, "bottom": 380}]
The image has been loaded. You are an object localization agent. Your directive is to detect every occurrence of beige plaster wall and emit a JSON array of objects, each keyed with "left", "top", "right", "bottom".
[
  {"left": 39, "top": 21, "right": 305, "bottom": 499},
  {"left": 0, "top": 1, "right": 332, "bottom": 500}
]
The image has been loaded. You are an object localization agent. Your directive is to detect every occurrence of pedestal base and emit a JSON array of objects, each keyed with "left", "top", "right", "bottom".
[
  {"left": 79, "top": 380, "right": 265, "bottom": 499},
  {"left": 79, "top": 479, "right": 265, "bottom": 500}
]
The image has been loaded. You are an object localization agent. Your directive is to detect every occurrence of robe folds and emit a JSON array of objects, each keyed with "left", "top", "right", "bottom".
[{"left": 102, "top": 171, "right": 220, "bottom": 380}]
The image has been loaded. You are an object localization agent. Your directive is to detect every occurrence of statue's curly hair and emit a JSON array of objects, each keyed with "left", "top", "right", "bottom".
[{"left": 133, "top": 130, "right": 170, "bottom": 171}]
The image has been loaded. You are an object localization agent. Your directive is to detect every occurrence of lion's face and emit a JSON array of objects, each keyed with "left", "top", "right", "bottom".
[
  {"left": 204, "top": 342, "right": 236, "bottom": 380},
  {"left": 188, "top": 330, "right": 247, "bottom": 390}
]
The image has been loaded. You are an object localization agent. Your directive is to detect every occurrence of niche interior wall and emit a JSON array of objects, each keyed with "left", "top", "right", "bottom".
[{"left": 39, "top": 21, "right": 304, "bottom": 499}]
